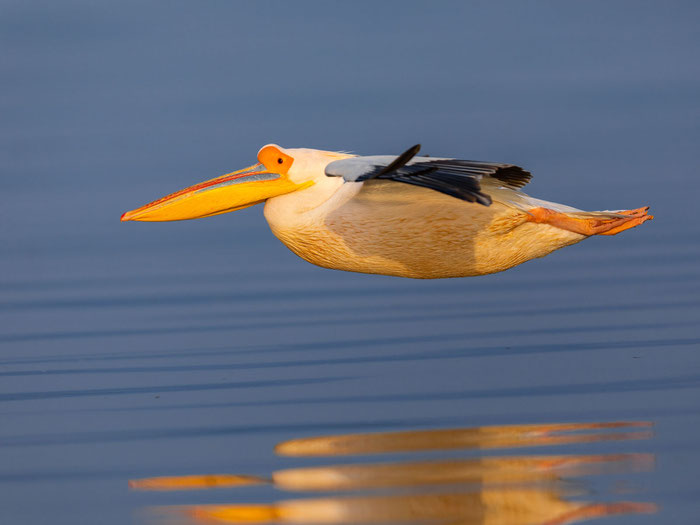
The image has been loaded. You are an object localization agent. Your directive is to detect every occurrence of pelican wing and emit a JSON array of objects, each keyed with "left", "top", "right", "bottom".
[{"left": 325, "top": 144, "right": 532, "bottom": 206}]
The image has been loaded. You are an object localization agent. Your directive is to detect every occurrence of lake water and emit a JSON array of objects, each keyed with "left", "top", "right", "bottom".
[{"left": 1, "top": 2, "right": 699, "bottom": 524}]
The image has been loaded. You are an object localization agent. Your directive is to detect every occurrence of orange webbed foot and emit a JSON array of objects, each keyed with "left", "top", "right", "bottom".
[
  {"left": 598, "top": 212, "right": 654, "bottom": 235},
  {"left": 527, "top": 206, "right": 653, "bottom": 236}
]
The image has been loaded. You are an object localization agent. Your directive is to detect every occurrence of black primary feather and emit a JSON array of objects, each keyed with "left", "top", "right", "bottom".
[{"left": 370, "top": 144, "right": 422, "bottom": 179}]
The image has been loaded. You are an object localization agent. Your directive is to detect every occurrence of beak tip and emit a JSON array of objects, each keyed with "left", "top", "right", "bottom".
[{"left": 121, "top": 211, "right": 134, "bottom": 222}]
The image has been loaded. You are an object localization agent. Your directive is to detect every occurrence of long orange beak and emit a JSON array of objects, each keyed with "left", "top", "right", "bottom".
[{"left": 121, "top": 163, "right": 307, "bottom": 222}]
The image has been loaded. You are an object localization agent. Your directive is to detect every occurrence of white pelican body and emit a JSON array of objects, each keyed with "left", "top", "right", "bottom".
[
  {"left": 122, "top": 144, "right": 652, "bottom": 279},
  {"left": 265, "top": 178, "right": 582, "bottom": 279}
]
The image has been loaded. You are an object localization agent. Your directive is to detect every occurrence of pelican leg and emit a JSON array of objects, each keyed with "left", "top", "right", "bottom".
[{"left": 527, "top": 207, "right": 653, "bottom": 236}]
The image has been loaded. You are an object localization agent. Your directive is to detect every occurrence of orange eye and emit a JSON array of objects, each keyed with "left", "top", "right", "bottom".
[{"left": 258, "top": 145, "right": 293, "bottom": 175}]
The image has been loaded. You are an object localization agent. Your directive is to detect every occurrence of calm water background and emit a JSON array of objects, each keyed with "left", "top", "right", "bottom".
[{"left": 2, "top": 1, "right": 699, "bottom": 524}]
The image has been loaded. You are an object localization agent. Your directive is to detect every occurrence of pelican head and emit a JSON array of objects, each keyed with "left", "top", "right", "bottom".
[{"left": 121, "top": 145, "right": 349, "bottom": 222}]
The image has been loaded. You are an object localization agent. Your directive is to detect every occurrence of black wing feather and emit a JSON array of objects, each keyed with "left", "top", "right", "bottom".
[
  {"left": 426, "top": 159, "right": 532, "bottom": 189},
  {"left": 326, "top": 144, "right": 532, "bottom": 206},
  {"left": 371, "top": 144, "right": 422, "bottom": 178}
]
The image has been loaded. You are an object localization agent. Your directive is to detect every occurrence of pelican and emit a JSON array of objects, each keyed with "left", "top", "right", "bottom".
[{"left": 121, "top": 144, "right": 652, "bottom": 278}]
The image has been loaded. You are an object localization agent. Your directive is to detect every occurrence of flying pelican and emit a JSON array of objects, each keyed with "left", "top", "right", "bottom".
[{"left": 121, "top": 144, "right": 652, "bottom": 278}]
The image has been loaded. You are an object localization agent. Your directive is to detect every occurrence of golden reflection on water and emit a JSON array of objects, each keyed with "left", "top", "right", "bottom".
[
  {"left": 184, "top": 491, "right": 655, "bottom": 525},
  {"left": 271, "top": 453, "right": 652, "bottom": 491},
  {"left": 274, "top": 421, "right": 652, "bottom": 457},
  {"left": 132, "top": 421, "right": 656, "bottom": 524}
]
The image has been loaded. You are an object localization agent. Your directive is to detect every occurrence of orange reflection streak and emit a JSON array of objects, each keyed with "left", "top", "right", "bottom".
[
  {"left": 274, "top": 421, "right": 652, "bottom": 457},
  {"left": 184, "top": 490, "right": 657, "bottom": 525},
  {"left": 129, "top": 474, "right": 267, "bottom": 491}
]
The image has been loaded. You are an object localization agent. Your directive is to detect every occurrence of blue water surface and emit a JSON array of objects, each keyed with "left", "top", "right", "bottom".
[{"left": 1, "top": 1, "right": 699, "bottom": 524}]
